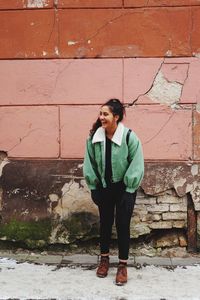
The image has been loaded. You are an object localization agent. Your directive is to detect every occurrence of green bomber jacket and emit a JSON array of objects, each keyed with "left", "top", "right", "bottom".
[{"left": 83, "top": 122, "right": 144, "bottom": 193}]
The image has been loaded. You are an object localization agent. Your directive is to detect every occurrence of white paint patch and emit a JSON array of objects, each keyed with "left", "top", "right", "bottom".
[
  {"left": 191, "top": 164, "right": 198, "bottom": 176},
  {"left": 165, "top": 50, "right": 172, "bottom": 57},
  {"left": 0, "top": 160, "right": 10, "bottom": 177},
  {"left": 54, "top": 46, "right": 59, "bottom": 56},
  {"left": 196, "top": 104, "right": 200, "bottom": 113},
  {"left": 27, "top": 0, "right": 48, "bottom": 8},
  {"left": 147, "top": 71, "right": 182, "bottom": 105},
  {"left": 49, "top": 194, "right": 59, "bottom": 202},
  {"left": 193, "top": 52, "right": 200, "bottom": 58},
  {"left": 67, "top": 41, "right": 78, "bottom": 46},
  {"left": 77, "top": 163, "right": 83, "bottom": 169},
  {"left": 42, "top": 51, "right": 47, "bottom": 56}
]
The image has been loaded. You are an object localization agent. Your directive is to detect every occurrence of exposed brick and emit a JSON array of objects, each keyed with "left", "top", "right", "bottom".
[
  {"left": 134, "top": 204, "right": 148, "bottom": 213},
  {"left": 179, "top": 235, "right": 187, "bottom": 247},
  {"left": 0, "top": 10, "right": 57, "bottom": 59},
  {"left": 0, "top": 106, "right": 59, "bottom": 158},
  {"left": 157, "top": 195, "right": 187, "bottom": 204},
  {"left": 124, "top": 0, "right": 200, "bottom": 7},
  {"left": 194, "top": 111, "right": 200, "bottom": 160},
  {"left": 147, "top": 204, "right": 169, "bottom": 213},
  {"left": 136, "top": 198, "right": 157, "bottom": 205},
  {"left": 170, "top": 204, "right": 187, "bottom": 212},
  {"left": 149, "top": 221, "right": 173, "bottom": 229},
  {"left": 173, "top": 221, "right": 187, "bottom": 228},
  {"left": 162, "top": 212, "right": 187, "bottom": 220},
  {"left": 155, "top": 233, "right": 179, "bottom": 248},
  {"left": 58, "top": 8, "right": 192, "bottom": 58},
  {"left": 0, "top": 0, "right": 53, "bottom": 9},
  {"left": 141, "top": 214, "right": 161, "bottom": 222},
  {"left": 57, "top": 0, "right": 122, "bottom": 8}
]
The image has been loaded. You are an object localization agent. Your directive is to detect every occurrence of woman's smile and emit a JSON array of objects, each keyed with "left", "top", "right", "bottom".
[{"left": 99, "top": 105, "right": 118, "bottom": 132}]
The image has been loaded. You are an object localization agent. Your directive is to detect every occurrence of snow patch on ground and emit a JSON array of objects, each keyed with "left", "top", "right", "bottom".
[{"left": 0, "top": 258, "right": 200, "bottom": 299}]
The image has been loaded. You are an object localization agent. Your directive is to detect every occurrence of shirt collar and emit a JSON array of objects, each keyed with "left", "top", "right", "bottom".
[{"left": 92, "top": 122, "right": 125, "bottom": 146}]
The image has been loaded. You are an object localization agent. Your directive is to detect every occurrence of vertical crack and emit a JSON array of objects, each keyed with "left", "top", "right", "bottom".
[
  {"left": 189, "top": 6, "right": 195, "bottom": 56},
  {"left": 126, "top": 58, "right": 165, "bottom": 107},
  {"left": 180, "top": 63, "right": 190, "bottom": 100}
]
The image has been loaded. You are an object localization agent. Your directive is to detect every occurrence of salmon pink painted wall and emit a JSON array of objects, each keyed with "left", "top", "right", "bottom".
[{"left": 0, "top": 1, "right": 199, "bottom": 162}]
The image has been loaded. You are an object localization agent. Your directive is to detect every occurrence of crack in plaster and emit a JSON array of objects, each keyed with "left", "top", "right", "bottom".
[
  {"left": 40, "top": 6, "right": 59, "bottom": 58},
  {"left": 146, "top": 0, "right": 150, "bottom": 7},
  {"left": 60, "top": 180, "right": 74, "bottom": 213},
  {"left": 52, "top": 61, "right": 75, "bottom": 95},
  {"left": 180, "top": 64, "right": 190, "bottom": 100},
  {"left": 189, "top": 6, "right": 194, "bottom": 56},
  {"left": 8, "top": 128, "right": 44, "bottom": 154},
  {"left": 72, "top": 10, "right": 148, "bottom": 54},
  {"left": 144, "top": 110, "right": 176, "bottom": 145},
  {"left": 126, "top": 58, "right": 165, "bottom": 106}
]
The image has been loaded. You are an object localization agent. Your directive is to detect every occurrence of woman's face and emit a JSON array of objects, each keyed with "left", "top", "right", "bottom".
[{"left": 99, "top": 105, "right": 119, "bottom": 131}]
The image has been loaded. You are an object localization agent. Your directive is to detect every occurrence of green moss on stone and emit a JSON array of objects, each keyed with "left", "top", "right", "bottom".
[
  {"left": 62, "top": 212, "right": 99, "bottom": 242},
  {"left": 0, "top": 219, "right": 52, "bottom": 248}
]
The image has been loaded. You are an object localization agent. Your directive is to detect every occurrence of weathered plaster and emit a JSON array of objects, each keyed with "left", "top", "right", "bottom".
[
  {"left": 0, "top": 160, "right": 198, "bottom": 249},
  {"left": 147, "top": 71, "right": 182, "bottom": 105},
  {"left": 26, "top": 0, "right": 49, "bottom": 8}
]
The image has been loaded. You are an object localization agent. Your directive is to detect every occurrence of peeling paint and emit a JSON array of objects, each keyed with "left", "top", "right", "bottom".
[
  {"left": 193, "top": 52, "right": 200, "bottom": 58},
  {"left": 191, "top": 165, "right": 199, "bottom": 176},
  {"left": 147, "top": 71, "right": 182, "bottom": 105},
  {"left": 196, "top": 104, "right": 200, "bottom": 113},
  {"left": 0, "top": 160, "right": 9, "bottom": 177},
  {"left": 26, "top": 0, "right": 48, "bottom": 8},
  {"left": 54, "top": 46, "right": 59, "bottom": 56},
  {"left": 53, "top": 181, "right": 96, "bottom": 219},
  {"left": 165, "top": 50, "right": 173, "bottom": 57},
  {"left": 49, "top": 194, "right": 59, "bottom": 202},
  {"left": 67, "top": 41, "right": 79, "bottom": 46}
]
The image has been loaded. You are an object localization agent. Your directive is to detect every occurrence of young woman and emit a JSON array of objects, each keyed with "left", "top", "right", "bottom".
[{"left": 83, "top": 99, "right": 144, "bottom": 285}]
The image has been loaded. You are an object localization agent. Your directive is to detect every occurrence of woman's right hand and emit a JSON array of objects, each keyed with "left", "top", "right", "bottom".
[{"left": 91, "top": 189, "right": 102, "bottom": 206}]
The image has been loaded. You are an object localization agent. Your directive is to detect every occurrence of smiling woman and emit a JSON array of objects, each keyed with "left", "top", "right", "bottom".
[{"left": 83, "top": 99, "right": 144, "bottom": 286}]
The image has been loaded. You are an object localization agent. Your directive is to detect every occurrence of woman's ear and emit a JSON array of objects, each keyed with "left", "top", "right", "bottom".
[{"left": 115, "top": 115, "right": 120, "bottom": 123}]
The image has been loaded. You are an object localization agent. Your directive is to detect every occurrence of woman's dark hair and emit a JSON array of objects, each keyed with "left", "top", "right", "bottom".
[{"left": 89, "top": 99, "right": 125, "bottom": 136}]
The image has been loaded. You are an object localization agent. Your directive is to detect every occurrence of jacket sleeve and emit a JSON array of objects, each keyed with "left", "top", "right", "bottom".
[
  {"left": 83, "top": 138, "right": 100, "bottom": 190},
  {"left": 123, "top": 132, "right": 144, "bottom": 193}
]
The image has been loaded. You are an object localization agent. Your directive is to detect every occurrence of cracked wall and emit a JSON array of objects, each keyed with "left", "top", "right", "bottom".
[{"left": 0, "top": 1, "right": 200, "bottom": 252}]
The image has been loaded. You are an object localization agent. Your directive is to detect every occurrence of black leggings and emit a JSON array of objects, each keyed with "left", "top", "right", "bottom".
[{"left": 98, "top": 182, "right": 137, "bottom": 260}]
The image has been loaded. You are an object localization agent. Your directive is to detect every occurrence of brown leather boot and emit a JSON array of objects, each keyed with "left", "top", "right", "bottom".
[
  {"left": 115, "top": 263, "right": 127, "bottom": 286},
  {"left": 96, "top": 256, "right": 109, "bottom": 278}
]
